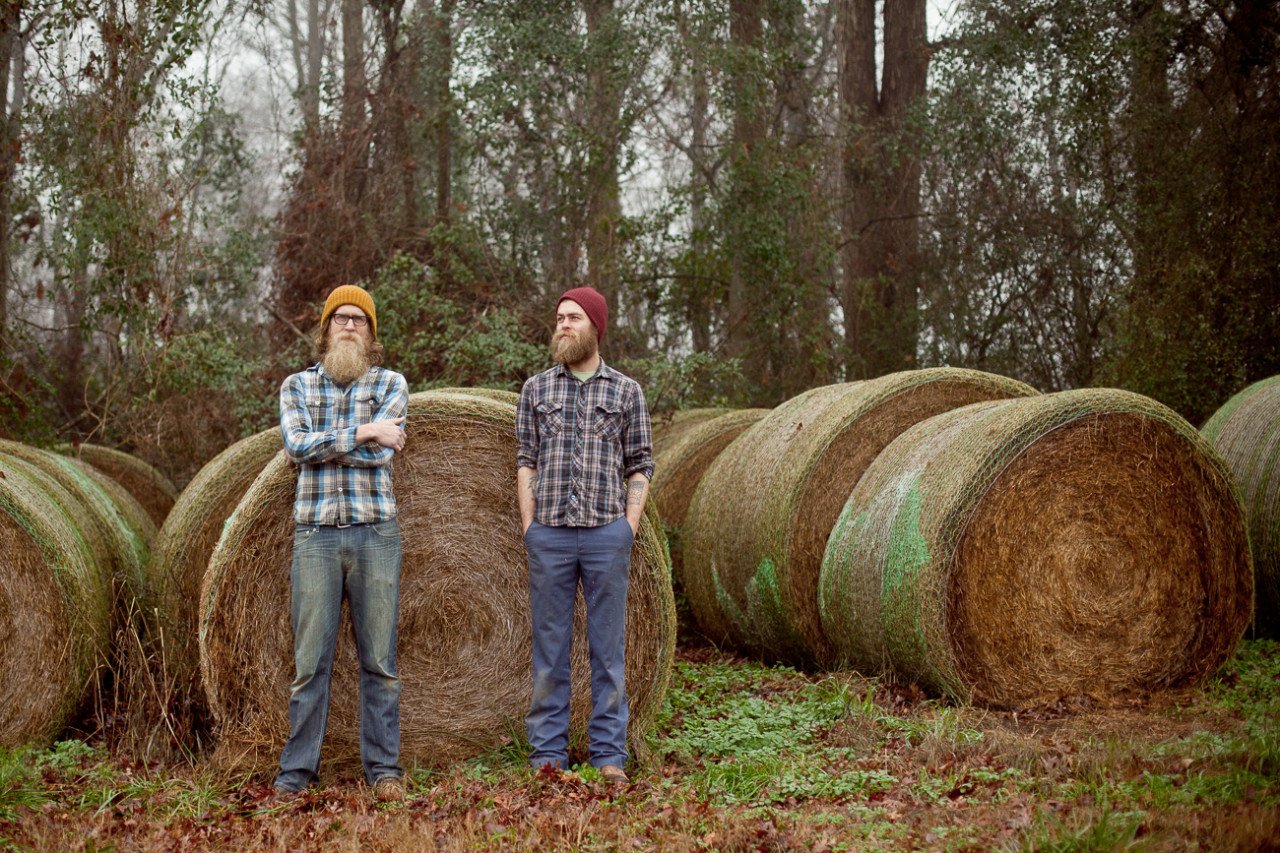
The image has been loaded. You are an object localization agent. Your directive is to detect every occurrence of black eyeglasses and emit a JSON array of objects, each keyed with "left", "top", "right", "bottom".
[{"left": 332, "top": 314, "right": 368, "bottom": 328}]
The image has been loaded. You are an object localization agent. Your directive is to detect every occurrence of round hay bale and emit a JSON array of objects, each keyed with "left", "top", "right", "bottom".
[
  {"left": 683, "top": 369, "right": 1039, "bottom": 667},
  {"left": 437, "top": 386, "right": 522, "bottom": 406},
  {"left": 66, "top": 443, "right": 178, "bottom": 529},
  {"left": 1202, "top": 376, "right": 1280, "bottom": 637},
  {"left": 651, "top": 409, "right": 768, "bottom": 610},
  {"left": 0, "top": 440, "right": 152, "bottom": 606},
  {"left": 820, "top": 389, "right": 1253, "bottom": 707},
  {"left": 151, "top": 428, "right": 283, "bottom": 689},
  {"left": 199, "top": 391, "right": 675, "bottom": 771},
  {"left": 652, "top": 408, "right": 733, "bottom": 457},
  {"left": 0, "top": 455, "right": 111, "bottom": 746}
]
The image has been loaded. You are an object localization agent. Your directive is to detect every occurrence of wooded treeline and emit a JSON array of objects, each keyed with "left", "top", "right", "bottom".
[{"left": 1, "top": 0, "right": 1276, "bottom": 481}]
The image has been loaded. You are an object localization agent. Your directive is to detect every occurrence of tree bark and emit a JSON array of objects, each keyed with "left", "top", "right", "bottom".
[
  {"left": 583, "top": 0, "right": 622, "bottom": 306},
  {"left": 0, "top": 0, "right": 20, "bottom": 337},
  {"left": 434, "top": 0, "right": 455, "bottom": 224},
  {"left": 726, "top": 0, "right": 764, "bottom": 367},
  {"left": 838, "top": 0, "right": 927, "bottom": 378}
]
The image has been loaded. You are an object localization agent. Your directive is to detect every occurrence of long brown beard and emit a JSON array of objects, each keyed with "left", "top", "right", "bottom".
[
  {"left": 551, "top": 328, "right": 598, "bottom": 366},
  {"left": 324, "top": 337, "right": 372, "bottom": 385}
]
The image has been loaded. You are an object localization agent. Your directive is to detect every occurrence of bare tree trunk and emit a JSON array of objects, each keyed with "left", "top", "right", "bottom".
[
  {"left": 0, "top": 0, "right": 20, "bottom": 337},
  {"left": 434, "top": 0, "right": 455, "bottom": 224},
  {"left": 305, "top": 0, "right": 322, "bottom": 133},
  {"left": 681, "top": 0, "right": 712, "bottom": 352},
  {"left": 340, "top": 0, "right": 368, "bottom": 205},
  {"left": 726, "top": 0, "right": 764, "bottom": 367},
  {"left": 583, "top": 0, "right": 621, "bottom": 305},
  {"left": 838, "top": 0, "right": 927, "bottom": 378}
]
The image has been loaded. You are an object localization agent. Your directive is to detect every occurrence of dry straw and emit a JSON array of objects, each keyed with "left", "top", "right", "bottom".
[
  {"left": 683, "top": 369, "right": 1038, "bottom": 666},
  {"left": 0, "top": 454, "right": 111, "bottom": 745},
  {"left": 65, "top": 443, "right": 178, "bottom": 528},
  {"left": 151, "top": 428, "right": 282, "bottom": 693},
  {"left": 650, "top": 409, "right": 768, "bottom": 607},
  {"left": 199, "top": 391, "right": 674, "bottom": 772},
  {"left": 438, "top": 386, "right": 522, "bottom": 406},
  {"left": 1202, "top": 375, "right": 1280, "bottom": 637},
  {"left": 820, "top": 389, "right": 1253, "bottom": 708},
  {"left": 652, "top": 408, "right": 732, "bottom": 457}
]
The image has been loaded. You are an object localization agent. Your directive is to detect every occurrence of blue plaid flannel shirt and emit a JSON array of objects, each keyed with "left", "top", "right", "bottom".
[
  {"left": 280, "top": 364, "right": 409, "bottom": 525},
  {"left": 516, "top": 360, "right": 654, "bottom": 528}
]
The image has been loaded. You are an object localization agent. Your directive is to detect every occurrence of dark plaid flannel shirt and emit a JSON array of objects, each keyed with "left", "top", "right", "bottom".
[
  {"left": 280, "top": 364, "right": 408, "bottom": 525},
  {"left": 516, "top": 361, "right": 655, "bottom": 528}
]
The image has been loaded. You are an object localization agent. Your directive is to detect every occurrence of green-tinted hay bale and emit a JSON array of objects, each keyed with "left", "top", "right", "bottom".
[
  {"left": 200, "top": 391, "right": 674, "bottom": 771},
  {"left": 66, "top": 443, "right": 178, "bottom": 529},
  {"left": 683, "top": 369, "right": 1039, "bottom": 667},
  {"left": 820, "top": 389, "right": 1253, "bottom": 707},
  {"left": 0, "top": 440, "right": 152, "bottom": 608},
  {"left": 652, "top": 408, "right": 733, "bottom": 457},
  {"left": 1202, "top": 376, "right": 1280, "bottom": 637},
  {"left": 437, "top": 386, "right": 522, "bottom": 406},
  {"left": 151, "top": 428, "right": 282, "bottom": 691},
  {"left": 651, "top": 409, "right": 768, "bottom": 607},
  {"left": 0, "top": 455, "right": 112, "bottom": 746}
]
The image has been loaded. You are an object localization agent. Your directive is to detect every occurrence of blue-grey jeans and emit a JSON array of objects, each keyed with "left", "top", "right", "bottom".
[
  {"left": 524, "top": 516, "right": 633, "bottom": 770},
  {"left": 274, "top": 519, "right": 403, "bottom": 790}
]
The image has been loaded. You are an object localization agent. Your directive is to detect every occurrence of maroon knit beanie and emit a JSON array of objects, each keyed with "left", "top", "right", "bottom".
[{"left": 558, "top": 286, "right": 609, "bottom": 345}]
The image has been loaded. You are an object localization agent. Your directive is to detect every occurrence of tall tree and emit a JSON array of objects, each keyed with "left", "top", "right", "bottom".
[{"left": 838, "top": 0, "right": 928, "bottom": 378}]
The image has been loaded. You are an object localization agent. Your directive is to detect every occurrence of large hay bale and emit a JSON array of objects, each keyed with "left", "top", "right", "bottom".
[
  {"left": 651, "top": 409, "right": 768, "bottom": 605},
  {"left": 151, "top": 428, "right": 283, "bottom": 690},
  {"left": 0, "top": 440, "right": 152, "bottom": 606},
  {"left": 820, "top": 389, "right": 1253, "bottom": 707},
  {"left": 438, "top": 386, "right": 522, "bottom": 406},
  {"left": 199, "top": 391, "right": 674, "bottom": 771},
  {"left": 1202, "top": 376, "right": 1280, "bottom": 637},
  {"left": 66, "top": 443, "right": 178, "bottom": 529},
  {"left": 0, "top": 455, "right": 112, "bottom": 745},
  {"left": 683, "top": 369, "right": 1038, "bottom": 666},
  {"left": 652, "top": 408, "right": 732, "bottom": 457}
]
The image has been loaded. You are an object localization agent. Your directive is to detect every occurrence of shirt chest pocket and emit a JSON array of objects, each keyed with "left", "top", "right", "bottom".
[
  {"left": 536, "top": 401, "right": 565, "bottom": 436},
  {"left": 305, "top": 393, "right": 330, "bottom": 431},
  {"left": 592, "top": 402, "right": 623, "bottom": 441},
  {"left": 354, "top": 389, "right": 378, "bottom": 426}
]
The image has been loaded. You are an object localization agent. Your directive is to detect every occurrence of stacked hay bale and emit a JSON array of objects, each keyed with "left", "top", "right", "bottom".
[
  {"left": 652, "top": 408, "right": 732, "bottom": 456},
  {"left": 65, "top": 443, "right": 178, "bottom": 528},
  {"left": 199, "top": 391, "right": 675, "bottom": 771},
  {"left": 1202, "top": 376, "right": 1280, "bottom": 637},
  {"left": 0, "top": 454, "right": 112, "bottom": 745},
  {"left": 650, "top": 409, "right": 768, "bottom": 602},
  {"left": 683, "top": 369, "right": 1038, "bottom": 666},
  {"left": 820, "top": 389, "right": 1253, "bottom": 707},
  {"left": 150, "top": 428, "right": 282, "bottom": 694},
  {"left": 0, "top": 440, "right": 153, "bottom": 608}
]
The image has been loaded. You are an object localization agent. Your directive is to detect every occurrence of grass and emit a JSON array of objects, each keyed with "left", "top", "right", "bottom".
[{"left": 1, "top": 640, "right": 1277, "bottom": 850}]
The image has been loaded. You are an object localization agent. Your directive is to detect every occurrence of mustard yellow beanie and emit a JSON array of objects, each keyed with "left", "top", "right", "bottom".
[{"left": 320, "top": 285, "right": 377, "bottom": 336}]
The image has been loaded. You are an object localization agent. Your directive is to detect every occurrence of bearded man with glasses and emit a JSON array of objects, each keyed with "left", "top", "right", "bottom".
[{"left": 273, "top": 284, "right": 410, "bottom": 803}]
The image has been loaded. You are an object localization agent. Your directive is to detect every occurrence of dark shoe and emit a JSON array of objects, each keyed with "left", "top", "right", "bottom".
[
  {"left": 599, "top": 764, "right": 629, "bottom": 785},
  {"left": 373, "top": 776, "right": 406, "bottom": 802},
  {"left": 268, "top": 785, "right": 303, "bottom": 805}
]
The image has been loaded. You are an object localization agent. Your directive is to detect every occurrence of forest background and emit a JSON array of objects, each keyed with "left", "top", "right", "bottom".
[{"left": 0, "top": 0, "right": 1276, "bottom": 484}]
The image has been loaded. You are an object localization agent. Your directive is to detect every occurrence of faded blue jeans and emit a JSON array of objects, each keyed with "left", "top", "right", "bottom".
[
  {"left": 524, "top": 516, "right": 632, "bottom": 770},
  {"left": 274, "top": 519, "right": 403, "bottom": 791}
]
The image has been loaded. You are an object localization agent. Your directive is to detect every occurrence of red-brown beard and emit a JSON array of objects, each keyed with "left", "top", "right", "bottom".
[
  {"left": 551, "top": 327, "right": 598, "bottom": 366},
  {"left": 324, "top": 335, "right": 372, "bottom": 384}
]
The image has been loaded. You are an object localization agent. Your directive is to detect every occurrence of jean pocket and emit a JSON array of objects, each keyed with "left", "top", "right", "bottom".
[{"left": 371, "top": 518, "right": 400, "bottom": 538}]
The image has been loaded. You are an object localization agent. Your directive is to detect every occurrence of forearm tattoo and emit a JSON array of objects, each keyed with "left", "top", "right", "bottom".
[{"left": 627, "top": 480, "right": 647, "bottom": 506}]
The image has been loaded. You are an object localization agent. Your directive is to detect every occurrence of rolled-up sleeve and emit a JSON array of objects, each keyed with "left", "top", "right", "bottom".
[
  {"left": 516, "top": 378, "right": 539, "bottom": 470},
  {"left": 621, "top": 382, "right": 654, "bottom": 480}
]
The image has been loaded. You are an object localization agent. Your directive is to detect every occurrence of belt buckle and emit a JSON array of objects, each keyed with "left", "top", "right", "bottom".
[{"left": 336, "top": 522, "right": 352, "bottom": 529}]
